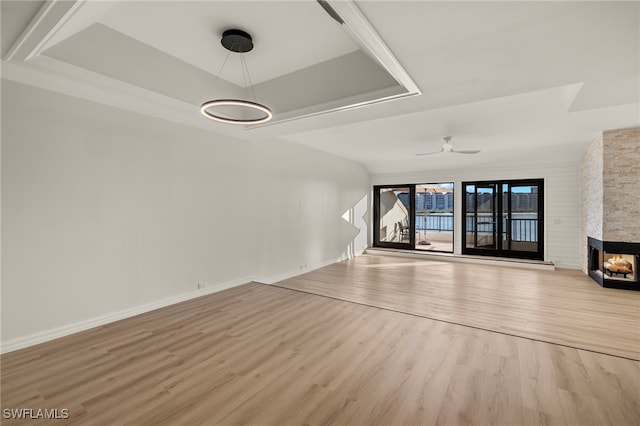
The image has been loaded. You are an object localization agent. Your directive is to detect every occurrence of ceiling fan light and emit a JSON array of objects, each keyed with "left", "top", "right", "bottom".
[{"left": 415, "top": 136, "right": 480, "bottom": 156}]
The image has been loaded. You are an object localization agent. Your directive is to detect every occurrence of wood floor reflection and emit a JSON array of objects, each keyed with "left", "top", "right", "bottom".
[{"left": 275, "top": 254, "right": 640, "bottom": 360}]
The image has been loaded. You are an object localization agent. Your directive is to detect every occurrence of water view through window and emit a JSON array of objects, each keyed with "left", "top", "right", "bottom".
[
  {"left": 373, "top": 183, "right": 453, "bottom": 253},
  {"left": 462, "top": 179, "right": 544, "bottom": 260},
  {"left": 415, "top": 183, "right": 454, "bottom": 252},
  {"left": 374, "top": 180, "right": 542, "bottom": 259}
]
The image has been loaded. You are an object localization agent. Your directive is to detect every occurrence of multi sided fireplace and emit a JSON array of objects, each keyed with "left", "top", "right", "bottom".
[{"left": 588, "top": 237, "right": 640, "bottom": 290}]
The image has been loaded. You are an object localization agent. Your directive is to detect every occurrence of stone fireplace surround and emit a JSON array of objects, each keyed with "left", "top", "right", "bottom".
[{"left": 582, "top": 127, "right": 640, "bottom": 291}]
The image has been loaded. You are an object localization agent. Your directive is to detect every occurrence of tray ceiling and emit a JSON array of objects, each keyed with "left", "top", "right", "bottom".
[
  {"left": 2, "top": 0, "right": 419, "bottom": 127},
  {"left": 2, "top": 1, "right": 638, "bottom": 173}
]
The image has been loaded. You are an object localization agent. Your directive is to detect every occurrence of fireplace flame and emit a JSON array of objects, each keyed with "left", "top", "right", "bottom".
[{"left": 608, "top": 255, "right": 633, "bottom": 269}]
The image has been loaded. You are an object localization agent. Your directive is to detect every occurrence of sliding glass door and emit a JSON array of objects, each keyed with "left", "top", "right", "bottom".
[
  {"left": 463, "top": 179, "right": 543, "bottom": 260},
  {"left": 373, "top": 183, "right": 454, "bottom": 252},
  {"left": 373, "top": 186, "right": 414, "bottom": 249},
  {"left": 465, "top": 183, "right": 497, "bottom": 251}
]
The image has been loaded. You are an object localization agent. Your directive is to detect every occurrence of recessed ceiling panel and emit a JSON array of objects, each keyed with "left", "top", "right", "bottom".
[
  {"left": 42, "top": 23, "right": 243, "bottom": 105},
  {"left": 254, "top": 49, "right": 402, "bottom": 117},
  {"left": 37, "top": 1, "right": 418, "bottom": 124},
  {"left": 42, "top": 21, "right": 404, "bottom": 119},
  {"left": 3, "top": 0, "right": 421, "bottom": 131},
  {"left": 98, "top": 0, "right": 361, "bottom": 87}
]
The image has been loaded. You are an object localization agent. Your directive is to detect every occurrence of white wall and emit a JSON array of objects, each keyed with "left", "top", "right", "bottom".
[
  {"left": 1, "top": 80, "right": 370, "bottom": 349},
  {"left": 251, "top": 140, "right": 370, "bottom": 282},
  {"left": 372, "top": 159, "right": 582, "bottom": 269}
]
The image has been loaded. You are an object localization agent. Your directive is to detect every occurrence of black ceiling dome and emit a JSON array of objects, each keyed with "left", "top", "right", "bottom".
[{"left": 220, "top": 29, "right": 253, "bottom": 53}]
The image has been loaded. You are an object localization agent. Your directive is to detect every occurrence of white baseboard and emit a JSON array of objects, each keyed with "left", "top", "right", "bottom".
[
  {"left": 255, "top": 253, "right": 358, "bottom": 285},
  {"left": 365, "top": 248, "right": 555, "bottom": 271},
  {"left": 0, "top": 275, "right": 255, "bottom": 354}
]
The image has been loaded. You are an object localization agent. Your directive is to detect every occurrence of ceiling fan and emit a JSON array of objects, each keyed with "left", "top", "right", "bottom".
[{"left": 416, "top": 136, "right": 480, "bottom": 156}]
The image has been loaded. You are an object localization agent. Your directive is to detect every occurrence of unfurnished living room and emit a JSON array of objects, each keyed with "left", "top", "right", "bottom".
[{"left": 1, "top": 1, "right": 639, "bottom": 425}]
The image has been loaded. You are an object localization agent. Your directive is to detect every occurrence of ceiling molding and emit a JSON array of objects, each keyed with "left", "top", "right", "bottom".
[
  {"left": 250, "top": 85, "right": 405, "bottom": 129},
  {"left": 4, "top": 0, "right": 84, "bottom": 62},
  {"left": 250, "top": 0, "right": 421, "bottom": 127},
  {"left": 328, "top": 0, "right": 420, "bottom": 96}
]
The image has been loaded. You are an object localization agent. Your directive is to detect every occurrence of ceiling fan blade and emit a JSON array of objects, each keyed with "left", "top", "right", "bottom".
[
  {"left": 452, "top": 149, "right": 481, "bottom": 154},
  {"left": 417, "top": 136, "right": 480, "bottom": 156},
  {"left": 416, "top": 149, "right": 444, "bottom": 156}
]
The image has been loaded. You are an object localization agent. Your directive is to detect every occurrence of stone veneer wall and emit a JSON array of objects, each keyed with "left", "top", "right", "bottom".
[
  {"left": 581, "top": 133, "right": 603, "bottom": 272},
  {"left": 602, "top": 128, "right": 640, "bottom": 242},
  {"left": 581, "top": 127, "right": 640, "bottom": 273}
]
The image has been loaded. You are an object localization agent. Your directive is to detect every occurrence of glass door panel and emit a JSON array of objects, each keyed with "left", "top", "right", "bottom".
[
  {"left": 465, "top": 183, "right": 498, "bottom": 253},
  {"left": 374, "top": 186, "right": 413, "bottom": 248},
  {"left": 415, "top": 183, "right": 454, "bottom": 253},
  {"left": 502, "top": 183, "right": 509, "bottom": 251},
  {"left": 476, "top": 185, "right": 497, "bottom": 250},
  {"left": 510, "top": 184, "right": 540, "bottom": 253},
  {"left": 463, "top": 179, "right": 543, "bottom": 260},
  {"left": 465, "top": 184, "right": 476, "bottom": 249}
]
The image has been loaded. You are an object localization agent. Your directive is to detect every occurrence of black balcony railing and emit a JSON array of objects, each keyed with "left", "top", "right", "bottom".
[
  {"left": 509, "top": 218, "right": 538, "bottom": 242},
  {"left": 416, "top": 214, "right": 454, "bottom": 232},
  {"left": 418, "top": 213, "right": 538, "bottom": 242},
  {"left": 465, "top": 217, "right": 539, "bottom": 242}
]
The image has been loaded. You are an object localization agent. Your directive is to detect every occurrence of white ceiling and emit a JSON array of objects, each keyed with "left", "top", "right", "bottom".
[
  {"left": 53, "top": 0, "right": 361, "bottom": 86},
  {"left": 22, "top": 0, "right": 410, "bottom": 123},
  {"left": 2, "top": 0, "right": 639, "bottom": 175}
]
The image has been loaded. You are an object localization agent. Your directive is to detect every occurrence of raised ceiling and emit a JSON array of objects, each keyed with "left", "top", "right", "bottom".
[
  {"left": 3, "top": 0, "right": 419, "bottom": 125},
  {"left": 2, "top": 1, "right": 638, "bottom": 174},
  {"left": 96, "top": 1, "right": 359, "bottom": 86}
]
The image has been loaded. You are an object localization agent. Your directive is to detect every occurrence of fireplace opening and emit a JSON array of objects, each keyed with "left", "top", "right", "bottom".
[
  {"left": 604, "top": 254, "right": 635, "bottom": 280},
  {"left": 588, "top": 237, "right": 640, "bottom": 291}
]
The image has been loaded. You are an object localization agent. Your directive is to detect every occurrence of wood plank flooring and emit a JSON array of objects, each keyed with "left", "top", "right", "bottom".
[
  {"left": 275, "top": 254, "right": 640, "bottom": 360},
  {"left": 1, "top": 256, "right": 639, "bottom": 425}
]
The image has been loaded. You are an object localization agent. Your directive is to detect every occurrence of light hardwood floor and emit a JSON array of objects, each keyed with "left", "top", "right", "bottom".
[
  {"left": 1, "top": 256, "right": 639, "bottom": 425},
  {"left": 275, "top": 254, "right": 640, "bottom": 360}
]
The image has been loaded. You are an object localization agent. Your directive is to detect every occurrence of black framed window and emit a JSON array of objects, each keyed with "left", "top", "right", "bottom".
[
  {"left": 373, "top": 185, "right": 414, "bottom": 249},
  {"left": 462, "top": 179, "right": 544, "bottom": 260},
  {"left": 373, "top": 183, "right": 454, "bottom": 253}
]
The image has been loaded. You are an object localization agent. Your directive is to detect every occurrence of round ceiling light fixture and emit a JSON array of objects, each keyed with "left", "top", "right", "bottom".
[
  {"left": 200, "top": 29, "right": 272, "bottom": 125},
  {"left": 200, "top": 99, "right": 273, "bottom": 124}
]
